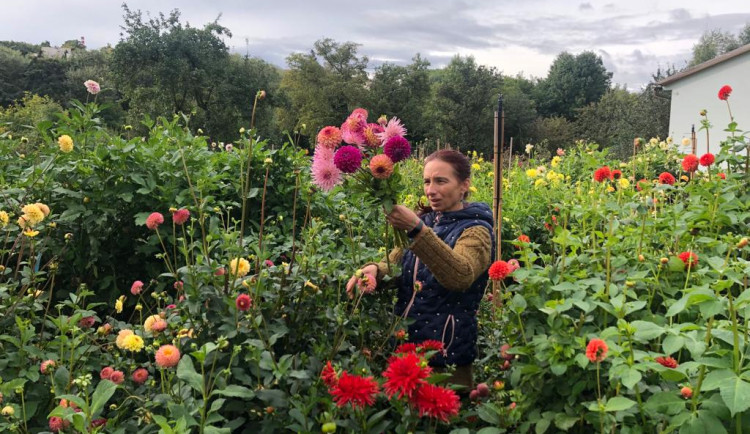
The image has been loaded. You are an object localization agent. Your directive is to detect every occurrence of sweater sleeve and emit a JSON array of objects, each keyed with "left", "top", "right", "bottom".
[{"left": 408, "top": 225, "right": 492, "bottom": 291}]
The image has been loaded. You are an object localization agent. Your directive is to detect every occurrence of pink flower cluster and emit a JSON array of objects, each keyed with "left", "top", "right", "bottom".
[{"left": 311, "top": 109, "right": 411, "bottom": 191}]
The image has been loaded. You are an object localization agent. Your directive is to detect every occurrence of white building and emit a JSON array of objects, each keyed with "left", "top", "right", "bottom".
[{"left": 658, "top": 44, "right": 750, "bottom": 156}]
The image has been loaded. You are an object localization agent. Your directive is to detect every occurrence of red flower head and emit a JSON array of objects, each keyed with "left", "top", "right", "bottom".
[
  {"left": 383, "top": 352, "right": 432, "bottom": 399},
  {"left": 235, "top": 293, "right": 252, "bottom": 311},
  {"left": 681, "top": 154, "right": 699, "bottom": 172},
  {"left": 173, "top": 208, "right": 190, "bottom": 225},
  {"left": 488, "top": 260, "right": 512, "bottom": 281},
  {"left": 412, "top": 383, "right": 461, "bottom": 422},
  {"left": 658, "top": 172, "right": 676, "bottom": 185},
  {"left": 611, "top": 169, "right": 622, "bottom": 180},
  {"left": 678, "top": 251, "right": 698, "bottom": 269},
  {"left": 145, "top": 212, "right": 164, "bottom": 230},
  {"left": 383, "top": 136, "right": 412, "bottom": 163},
  {"left": 699, "top": 153, "right": 715, "bottom": 167},
  {"left": 718, "top": 172, "right": 726, "bottom": 180},
  {"left": 333, "top": 145, "right": 363, "bottom": 173},
  {"left": 132, "top": 368, "right": 149, "bottom": 384},
  {"left": 718, "top": 85, "right": 732, "bottom": 101},
  {"left": 655, "top": 356, "right": 678, "bottom": 369},
  {"left": 593, "top": 166, "right": 612, "bottom": 183},
  {"left": 321, "top": 361, "right": 338, "bottom": 388},
  {"left": 49, "top": 417, "right": 65, "bottom": 433},
  {"left": 394, "top": 343, "right": 418, "bottom": 354},
  {"left": 586, "top": 338, "right": 608, "bottom": 363},
  {"left": 394, "top": 329, "right": 407, "bottom": 340},
  {"left": 417, "top": 340, "right": 444, "bottom": 353},
  {"left": 328, "top": 371, "right": 379, "bottom": 409},
  {"left": 517, "top": 234, "right": 530, "bottom": 244}
]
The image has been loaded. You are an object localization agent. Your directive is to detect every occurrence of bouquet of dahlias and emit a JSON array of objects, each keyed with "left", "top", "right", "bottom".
[{"left": 311, "top": 108, "right": 412, "bottom": 246}]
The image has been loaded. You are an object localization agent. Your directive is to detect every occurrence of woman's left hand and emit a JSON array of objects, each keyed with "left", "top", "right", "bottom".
[{"left": 386, "top": 205, "right": 421, "bottom": 231}]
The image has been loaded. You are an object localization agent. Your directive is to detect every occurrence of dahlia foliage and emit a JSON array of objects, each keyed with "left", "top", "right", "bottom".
[{"left": 311, "top": 108, "right": 412, "bottom": 245}]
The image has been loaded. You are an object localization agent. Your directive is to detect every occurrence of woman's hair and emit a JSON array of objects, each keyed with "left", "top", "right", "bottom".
[{"left": 418, "top": 149, "right": 472, "bottom": 215}]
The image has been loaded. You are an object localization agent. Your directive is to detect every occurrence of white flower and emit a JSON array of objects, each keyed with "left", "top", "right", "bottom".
[{"left": 525, "top": 144, "right": 534, "bottom": 154}]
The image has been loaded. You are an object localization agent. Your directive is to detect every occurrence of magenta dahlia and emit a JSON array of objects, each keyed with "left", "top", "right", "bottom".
[
  {"left": 333, "top": 145, "right": 363, "bottom": 173},
  {"left": 384, "top": 136, "right": 411, "bottom": 163}
]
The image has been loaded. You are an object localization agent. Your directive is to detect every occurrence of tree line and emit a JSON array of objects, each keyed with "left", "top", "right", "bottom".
[{"left": 1, "top": 6, "right": 746, "bottom": 157}]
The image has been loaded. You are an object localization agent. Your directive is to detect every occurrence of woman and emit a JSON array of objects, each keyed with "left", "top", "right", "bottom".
[{"left": 346, "top": 149, "right": 494, "bottom": 390}]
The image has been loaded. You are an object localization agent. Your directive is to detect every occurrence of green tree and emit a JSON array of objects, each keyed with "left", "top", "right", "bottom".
[
  {"left": 0, "top": 46, "right": 31, "bottom": 106},
  {"left": 369, "top": 54, "right": 431, "bottom": 144},
  {"left": 23, "top": 57, "right": 70, "bottom": 103},
  {"left": 111, "top": 6, "right": 232, "bottom": 137},
  {"left": 427, "top": 55, "right": 502, "bottom": 155},
  {"left": 534, "top": 51, "right": 612, "bottom": 120},
  {"left": 740, "top": 23, "right": 750, "bottom": 45},
  {"left": 276, "top": 38, "right": 369, "bottom": 144},
  {"left": 689, "top": 29, "right": 740, "bottom": 66},
  {"left": 501, "top": 75, "right": 538, "bottom": 149}
]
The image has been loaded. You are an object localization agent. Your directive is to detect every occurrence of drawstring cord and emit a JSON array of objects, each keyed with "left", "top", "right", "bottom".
[{"left": 441, "top": 314, "right": 455, "bottom": 356}]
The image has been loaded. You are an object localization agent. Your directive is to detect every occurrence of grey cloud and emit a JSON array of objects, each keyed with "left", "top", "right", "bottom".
[
  {"left": 579, "top": 3, "right": 593, "bottom": 10},
  {"left": 670, "top": 8, "right": 692, "bottom": 21}
]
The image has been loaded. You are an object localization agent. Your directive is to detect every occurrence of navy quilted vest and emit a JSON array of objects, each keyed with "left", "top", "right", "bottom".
[{"left": 395, "top": 202, "right": 495, "bottom": 367}]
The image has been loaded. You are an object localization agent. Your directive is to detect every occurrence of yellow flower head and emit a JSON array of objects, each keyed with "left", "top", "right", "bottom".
[
  {"left": 618, "top": 178, "right": 631, "bottom": 189},
  {"left": 551, "top": 156, "right": 561, "bottom": 167},
  {"left": 23, "top": 228, "right": 39, "bottom": 237},
  {"left": 177, "top": 328, "right": 195, "bottom": 339},
  {"left": 1, "top": 405, "right": 13, "bottom": 416},
  {"left": 0, "top": 210, "right": 9, "bottom": 227},
  {"left": 58, "top": 135, "right": 74, "bottom": 153},
  {"left": 115, "top": 329, "right": 134, "bottom": 349},
  {"left": 121, "top": 334, "right": 144, "bottom": 352},
  {"left": 526, "top": 169, "right": 538, "bottom": 178},
  {"left": 469, "top": 186, "right": 478, "bottom": 193},
  {"left": 229, "top": 258, "right": 251, "bottom": 277},
  {"left": 488, "top": 171, "right": 494, "bottom": 178},
  {"left": 21, "top": 204, "right": 45, "bottom": 226},
  {"left": 534, "top": 179, "right": 548, "bottom": 188},
  {"left": 681, "top": 137, "right": 690, "bottom": 146},
  {"left": 606, "top": 186, "right": 616, "bottom": 193},
  {"left": 35, "top": 203, "right": 51, "bottom": 217},
  {"left": 471, "top": 163, "right": 481, "bottom": 171},
  {"left": 143, "top": 314, "right": 161, "bottom": 333},
  {"left": 115, "top": 295, "right": 126, "bottom": 314}
]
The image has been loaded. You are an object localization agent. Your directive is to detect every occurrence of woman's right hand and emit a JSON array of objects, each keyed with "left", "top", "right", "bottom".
[{"left": 346, "top": 264, "right": 378, "bottom": 299}]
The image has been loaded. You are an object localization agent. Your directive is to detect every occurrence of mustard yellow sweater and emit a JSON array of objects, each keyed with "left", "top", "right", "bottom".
[{"left": 369, "top": 225, "right": 492, "bottom": 291}]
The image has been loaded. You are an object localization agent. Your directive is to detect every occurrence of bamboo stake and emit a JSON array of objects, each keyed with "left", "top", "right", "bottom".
[
  {"left": 508, "top": 137, "right": 513, "bottom": 174},
  {"left": 691, "top": 125, "right": 697, "bottom": 155}
]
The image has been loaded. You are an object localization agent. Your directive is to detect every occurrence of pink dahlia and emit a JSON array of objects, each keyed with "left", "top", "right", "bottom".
[
  {"left": 132, "top": 368, "right": 149, "bottom": 384},
  {"left": 155, "top": 344, "right": 181, "bottom": 368},
  {"left": 236, "top": 293, "right": 252, "bottom": 311},
  {"left": 40, "top": 359, "right": 56, "bottom": 374},
  {"left": 311, "top": 156, "right": 342, "bottom": 191},
  {"left": 317, "top": 126, "right": 342, "bottom": 150},
  {"left": 384, "top": 136, "right": 411, "bottom": 163},
  {"left": 130, "top": 280, "right": 144, "bottom": 296},
  {"left": 83, "top": 80, "right": 101, "bottom": 95},
  {"left": 333, "top": 145, "right": 363, "bottom": 173},
  {"left": 109, "top": 370, "right": 125, "bottom": 384},
  {"left": 145, "top": 212, "right": 164, "bottom": 230},
  {"left": 376, "top": 117, "right": 407, "bottom": 143},
  {"left": 341, "top": 111, "right": 367, "bottom": 146},
  {"left": 49, "top": 417, "right": 65, "bottom": 432},
  {"left": 173, "top": 208, "right": 190, "bottom": 225},
  {"left": 100, "top": 366, "right": 114, "bottom": 380},
  {"left": 363, "top": 123, "right": 385, "bottom": 148}
]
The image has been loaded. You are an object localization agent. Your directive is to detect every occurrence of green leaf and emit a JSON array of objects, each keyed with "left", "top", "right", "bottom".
[
  {"left": 476, "top": 428, "right": 504, "bottom": 434},
  {"left": 719, "top": 377, "right": 750, "bottom": 416},
  {"left": 211, "top": 385, "right": 254, "bottom": 399},
  {"left": 477, "top": 403, "right": 502, "bottom": 424},
  {"left": 152, "top": 415, "right": 175, "bottom": 434},
  {"left": 644, "top": 392, "right": 686, "bottom": 416},
  {"left": 177, "top": 355, "right": 204, "bottom": 394},
  {"left": 666, "top": 296, "right": 689, "bottom": 317},
  {"left": 702, "top": 369, "right": 736, "bottom": 392},
  {"left": 679, "top": 411, "right": 728, "bottom": 434},
  {"left": 90, "top": 380, "right": 117, "bottom": 417},
  {"left": 662, "top": 335, "right": 685, "bottom": 355},
  {"left": 604, "top": 396, "right": 636, "bottom": 412},
  {"left": 553, "top": 413, "right": 580, "bottom": 431},
  {"left": 511, "top": 293, "right": 527, "bottom": 313},
  {"left": 620, "top": 367, "right": 642, "bottom": 390},
  {"left": 632, "top": 321, "right": 665, "bottom": 341}
]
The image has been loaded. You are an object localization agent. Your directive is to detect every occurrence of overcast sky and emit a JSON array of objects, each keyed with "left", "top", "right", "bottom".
[{"left": 3, "top": 0, "right": 749, "bottom": 89}]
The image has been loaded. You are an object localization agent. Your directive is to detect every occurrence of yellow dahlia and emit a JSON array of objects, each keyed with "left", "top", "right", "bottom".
[
  {"left": 21, "top": 204, "right": 45, "bottom": 226},
  {"left": 229, "top": 258, "right": 250, "bottom": 277},
  {"left": 0, "top": 210, "right": 9, "bottom": 227},
  {"left": 121, "top": 334, "right": 144, "bottom": 352},
  {"left": 143, "top": 314, "right": 161, "bottom": 333},
  {"left": 115, "top": 329, "right": 134, "bottom": 349},
  {"left": 58, "top": 135, "right": 74, "bottom": 153}
]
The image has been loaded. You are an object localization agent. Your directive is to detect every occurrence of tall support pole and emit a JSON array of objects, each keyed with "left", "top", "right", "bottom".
[
  {"left": 492, "top": 95, "right": 504, "bottom": 308},
  {"left": 691, "top": 124, "right": 697, "bottom": 155}
]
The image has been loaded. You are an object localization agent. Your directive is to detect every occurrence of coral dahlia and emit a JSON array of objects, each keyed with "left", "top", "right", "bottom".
[
  {"left": 363, "top": 123, "right": 385, "bottom": 148},
  {"left": 585, "top": 338, "right": 608, "bottom": 363},
  {"left": 341, "top": 112, "right": 367, "bottom": 146},
  {"left": 317, "top": 126, "right": 342, "bottom": 150},
  {"left": 173, "top": 208, "right": 190, "bottom": 225},
  {"left": 40, "top": 359, "right": 56, "bottom": 374},
  {"left": 132, "top": 368, "right": 149, "bottom": 384},
  {"left": 130, "top": 280, "right": 144, "bottom": 296},
  {"left": 655, "top": 356, "right": 678, "bottom": 369},
  {"left": 369, "top": 154, "right": 394, "bottom": 179},
  {"left": 155, "top": 344, "right": 181, "bottom": 368},
  {"left": 145, "top": 212, "right": 164, "bottom": 230},
  {"left": 328, "top": 371, "right": 379, "bottom": 409},
  {"left": 488, "top": 260, "right": 512, "bottom": 281}
]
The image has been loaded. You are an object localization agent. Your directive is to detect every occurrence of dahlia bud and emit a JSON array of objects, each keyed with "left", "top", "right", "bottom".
[
  {"left": 257, "top": 90, "right": 266, "bottom": 100},
  {"left": 493, "top": 380, "right": 505, "bottom": 390},
  {"left": 699, "top": 109, "right": 707, "bottom": 116},
  {"left": 681, "top": 386, "right": 692, "bottom": 399},
  {"left": 738, "top": 238, "right": 748, "bottom": 249},
  {"left": 638, "top": 254, "right": 645, "bottom": 262},
  {"left": 476, "top": 383, "right": 490, "bottom": 397},
  {"left": 660, "top": 257, "right": 669, "bottom": 265}
]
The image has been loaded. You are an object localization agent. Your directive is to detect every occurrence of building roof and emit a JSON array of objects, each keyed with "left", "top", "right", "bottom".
[{"left": 657, "top": 43, "right": 750, "bottom": 86}]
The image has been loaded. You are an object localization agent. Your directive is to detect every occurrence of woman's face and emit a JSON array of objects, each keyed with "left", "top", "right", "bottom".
[{"left": 423, "top": 160, "right": 470, "bottom": 212}]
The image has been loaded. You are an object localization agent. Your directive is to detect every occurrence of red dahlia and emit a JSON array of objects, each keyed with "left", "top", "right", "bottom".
[
  {"left": 699, "top": 153, "right": 715, "bottom": 167},
  {"left": 593, "top": 166, "right": 612, "bottom": 183},
  {"left": 235, "top": 293, "right": 252, "bottom": 311},
  {"left": 417, "top": 340, "right": 444, "bottom": 353},
  {"left": 488, "top": 260, "right": 512, "bottom": 281},
  {"left": 718, "top": 85, "right": 732, "bottom": 101},
  {"left": 383, "top": 352, "right": 431, "bottom": 399},
  {"left": 718, "top": 172, "right": 726, "bottom": 180},
  {"left": 585, "top": 338, "right": 608, "bottom": 363},
  {"left": 394, "top": 343, "right": 418, "bottom": 354},
  {"left": 678, "top": 251, "right": 698, "bottom": 269},
  {"left": 517, "top": 234, "right": 530, "bottom": 244},
  {"left": 412, "top": 383, "right": 460, "bottom": 422},
  {"left": 320, "top": 361, "right": 338, "bottom": 388},
  {"left": 611, "top": 169, "right": 622, "bottom": 179},
  {"left": 658, "top": 172, "right": 676, "bottom": 185},
  {"left": 655, "top": 356, "right": 678, "bottom": 369},
  {"left": 328, "top": 371, "right": 379, "bottom": 409},
  {"left": 681, "top": 154, "right": 699, "bottom": 172}
]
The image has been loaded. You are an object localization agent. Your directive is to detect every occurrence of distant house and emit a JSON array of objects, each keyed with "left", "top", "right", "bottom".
[
  {"left": 40, "top": 46, "right": 72, "bottom": 59},
  {"left": 658, "top": 44, "right": 750, "bottom": 155}
]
